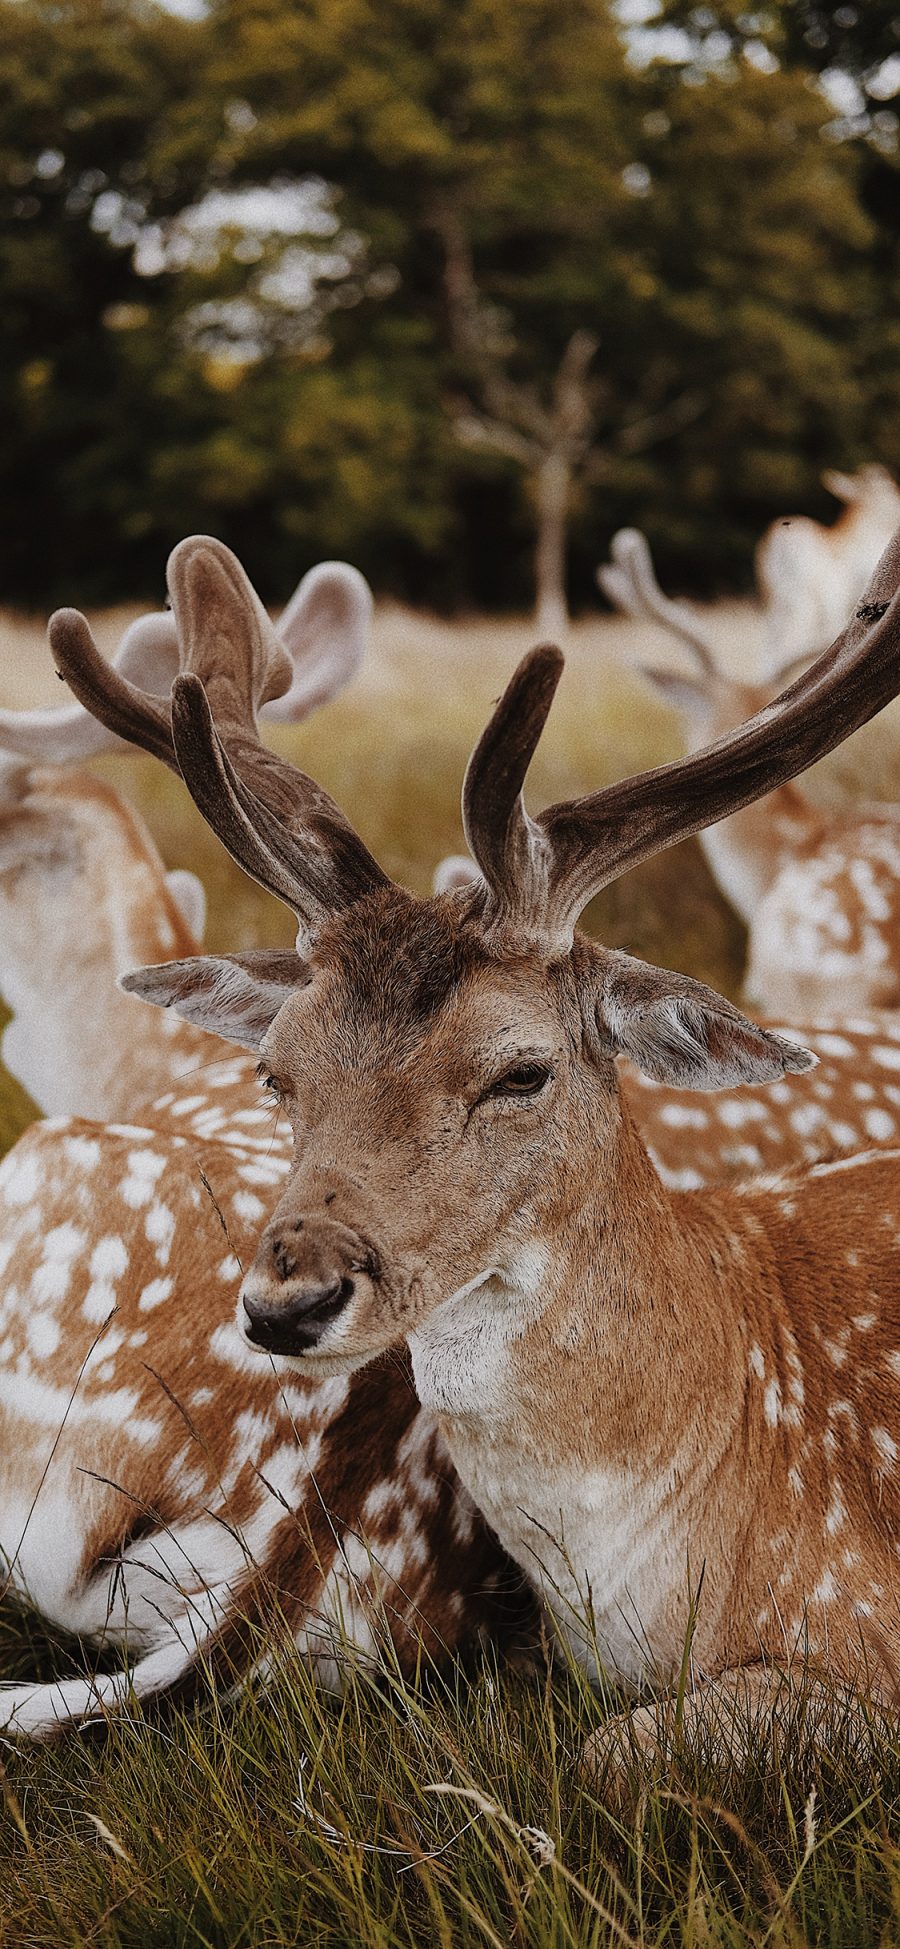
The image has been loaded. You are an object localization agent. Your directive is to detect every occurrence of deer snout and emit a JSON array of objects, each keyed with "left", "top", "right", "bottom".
[{"left": 241, "top": 1216, "right": 377, "bottom": 1355}]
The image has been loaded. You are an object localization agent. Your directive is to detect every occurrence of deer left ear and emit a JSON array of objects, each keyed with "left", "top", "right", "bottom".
[
  {"left": 119, "top": 950, "right": 307, "bottom": 1050},
  {"left": 587, "top": 950, "right": 815, "bottom": 1091}
]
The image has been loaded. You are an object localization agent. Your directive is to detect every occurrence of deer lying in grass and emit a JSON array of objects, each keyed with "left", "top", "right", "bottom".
[
  {"left": 599, "top": 526, "right": 900, "bottom": 1018},
  {"left": 43, "top": 526, "right": 900, "bottom": 1783},
  {"left": 0, "top": 560, "right": 371, "bottom": 1119},
  {"left": 0, "top": 545, "right": 526, "bottom": 1740},
  {"left": 757, "top": 463, "right": 900, "bottom": 666}
]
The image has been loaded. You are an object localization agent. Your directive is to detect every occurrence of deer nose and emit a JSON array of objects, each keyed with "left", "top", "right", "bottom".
[{"left": 242, "top": 1273, "right": 356, "bottom": 1354}]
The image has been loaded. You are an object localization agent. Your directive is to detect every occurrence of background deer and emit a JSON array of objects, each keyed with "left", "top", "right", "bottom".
[
  {"left": 47, "top": 526, "right": 900, "bottom": 1784},
  {"left": 757, "top": 463, "right": 900, "bottom": 666},
  {"left": 0, "top": 560, "right": 371, "bottom": 1119},
  {"left": 598, "top": 525, "right": 900, "bottom": 1018}
]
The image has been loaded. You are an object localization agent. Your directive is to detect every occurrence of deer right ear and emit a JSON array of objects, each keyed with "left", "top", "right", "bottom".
[
  {"left": 119, "top": 950, "right": 307, "bottom": 1049},
  {"left": 586, "top": 950, "right": 816, "bottom": 1091}
]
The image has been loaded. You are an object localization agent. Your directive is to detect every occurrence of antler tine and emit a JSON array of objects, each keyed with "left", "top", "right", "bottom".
[
  {"left": 47, "top": 536, "right": 295, "bottom": 780},
  {"left": 598, "top": 528, "right": 718, "bottom": 676},
  {"left": 166, "top": 541, "right": 386, "bottom": 924},
  {"left": 171, "top": 673, "right": 388, "bottom": 931},
  {"left": 165, "top": 535, "right": 293, "bottom": 727},
  {"left": 0, "top": 613, "right": 180, "bottom": 768},
  {"left": 49, "top": 609, "right": 177, "bottom": 769},
  {"left": 462, "top": 646, "right": 563, "bottom": 929},
  {"left": 13, "top": 557, "right": 369, "bottom": 772},
  {"left": 537, "top": 526, "right": 900, "bottom": 940}
]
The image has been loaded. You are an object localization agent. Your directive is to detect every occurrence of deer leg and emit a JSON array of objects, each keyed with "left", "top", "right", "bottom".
[{"left": 582, "top": 1663, "right": 834, "bottom": 1808}]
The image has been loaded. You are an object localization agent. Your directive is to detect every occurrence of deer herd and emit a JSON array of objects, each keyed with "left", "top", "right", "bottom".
[{"left": 1, "top": 471, "right": 900, "bottom": 1804}]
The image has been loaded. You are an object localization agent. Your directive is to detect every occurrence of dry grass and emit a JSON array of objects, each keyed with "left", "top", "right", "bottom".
[{"left": 2, "top": 1600, "right": 900, "bottom": 1948}]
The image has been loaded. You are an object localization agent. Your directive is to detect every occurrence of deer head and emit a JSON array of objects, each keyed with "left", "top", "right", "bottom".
[
  {"left": 52, "top": 530, "right": 900, "bottom": 1370},
  {"left": 597, "top": 527, "right": 812, "bottom": 734}
]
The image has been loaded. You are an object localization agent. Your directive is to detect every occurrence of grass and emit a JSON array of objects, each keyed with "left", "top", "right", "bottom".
[
  {"left": 3, "top": 1601, "right": 900, "bottom": 1948},
  {"left": 3, "top": 598, "right": 900, "bottom": 1944}
]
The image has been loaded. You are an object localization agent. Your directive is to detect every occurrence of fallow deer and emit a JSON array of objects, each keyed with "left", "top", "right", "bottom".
[
  {"left": 44, "top": 526, "right": 900, "bottom": 1783},
  {"left": 599, "top": 526, "right": 900, "bottom": 1018},
  {"left": 0, "top": 545, "right": 527, "bottom": 1740},
  {"left": 757, "top": 463, "right": 900, "bottom": 666},
  {"left": 0, "top": 559, "right": 371, "bottom": 1118}
]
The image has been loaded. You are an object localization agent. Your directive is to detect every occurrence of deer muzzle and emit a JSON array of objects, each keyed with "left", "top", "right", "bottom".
[{"left": 240, "top": 1213, "right": 379, "bottom": 1355}]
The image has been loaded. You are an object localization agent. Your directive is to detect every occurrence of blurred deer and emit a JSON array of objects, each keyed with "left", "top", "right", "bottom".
[
  {"left": 598, "top": 526, "right": 900, "bottom": 1018},
  {"left": 0, "top": 562, "right": 371, "bottom": 1118},
  {"left": 757, "top": 463, "right": 900, "bottom": 666},
  {"left": 28, "top": 527, "right": 900, "bottom": 1789}
]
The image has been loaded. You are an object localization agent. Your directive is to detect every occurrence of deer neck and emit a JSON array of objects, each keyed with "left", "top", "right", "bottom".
[
  {"left": 408, "top": 1103, "right": 763, "bottom": 1686},
  {"left": 0, "top": 828, "right": 220, "bottom": 1122}
]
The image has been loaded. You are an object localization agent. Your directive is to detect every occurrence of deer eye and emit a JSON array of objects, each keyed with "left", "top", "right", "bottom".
[
  {"left": 255, "top": 1063, "right": 281, "bottom": 1100},
  {"left": 486, "top": 1062, "right": 553, "bottom": 1100}
]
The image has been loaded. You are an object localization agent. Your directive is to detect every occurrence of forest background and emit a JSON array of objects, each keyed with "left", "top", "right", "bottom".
[{"left": 2, "top": 0, "right": 898, "bottom": 628}]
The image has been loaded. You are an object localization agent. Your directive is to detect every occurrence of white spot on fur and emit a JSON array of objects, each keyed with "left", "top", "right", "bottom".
[
  {"left": 659, "top": 1104, "right": 708, "bottom": 1129},
  {"left": 232, "top": 1189, "right": 266, "bottom": 1223},
  {"left": 0, "top": 1150, "right": 40, "bottom": 1207},
  {"left": 138, "top": 1277, "right": 174, "bottom": 1313},
  {"left": 145, "top": 1202, "right": 175, "bottom": 1267},
  {"left": 763, "top": 1378, "right": 781, "bottom": 1427},
  {"left": 27, "top": 1314, "right": 60, "bottom": 1359}
]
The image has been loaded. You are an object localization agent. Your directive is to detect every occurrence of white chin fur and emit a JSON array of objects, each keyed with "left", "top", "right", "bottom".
[{"left": 237, "top": 1318, "right": 372, "bottom": 1379}]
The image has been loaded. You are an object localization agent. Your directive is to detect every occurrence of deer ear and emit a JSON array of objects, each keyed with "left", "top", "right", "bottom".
[
  {"left": 164, "top": 869, "right": 207, "bottom": 943},
  {"left": 590, "top": 950, "right": 815, "bottom": 1091},
  {"left": 119, "top": 950, "right": 307, "bottom": 1050}
]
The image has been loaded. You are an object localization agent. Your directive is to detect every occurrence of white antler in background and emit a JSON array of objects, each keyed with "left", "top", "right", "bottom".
[{"left": 597, "top": 526, "right": 719, "bottom": 674}]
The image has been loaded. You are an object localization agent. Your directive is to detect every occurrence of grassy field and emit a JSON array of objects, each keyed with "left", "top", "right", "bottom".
[
  {"left": 4, "top": 1602, "right": 900, "bottom": 1947},
  {"left": 3, "top": 598, "right": 900, "bottom": 1945}
]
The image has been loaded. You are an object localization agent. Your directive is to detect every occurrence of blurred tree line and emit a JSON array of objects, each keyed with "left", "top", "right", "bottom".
[{"left": 1, "top": 0, "right": 897, "bottom": 616}]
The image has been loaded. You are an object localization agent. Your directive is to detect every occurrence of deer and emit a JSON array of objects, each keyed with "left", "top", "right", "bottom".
[
  {"left": 598, "top": 525, "right": 900, "bottom": 1019},
  {"left": 34, "top": 524, "right": 900, "bottom": 1788},
  {"left": 757, "top": 463, "right": 900, "bottom": 667},
  {"left": 0, "top": 548, "right": 541, "bottom": 1741},
  {"left": 0, "top": 559, "right": 372, "bottom": 1119}
]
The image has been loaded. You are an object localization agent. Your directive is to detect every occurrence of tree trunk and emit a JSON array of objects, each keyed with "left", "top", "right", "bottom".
[{"left": 533, "top": 450, "right": 571, "bottom": 638}]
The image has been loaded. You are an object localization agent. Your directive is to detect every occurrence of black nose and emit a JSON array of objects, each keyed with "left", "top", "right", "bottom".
[{"left": 243, "top": 1275, "right": 355, "bottom": 1353}]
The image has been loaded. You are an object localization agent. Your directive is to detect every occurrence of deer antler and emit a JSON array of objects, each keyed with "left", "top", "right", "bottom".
[
  {"left": 597, "top": 528, "right": 719, "bottom": 677},
  {"left": 0, "top": 614, "right": 180, "bottom": 765},
  {"left": 466, "top": 527, "right": 900, "bottom": 944},
  {"left": 3, "top": 557, "right": 369, "bottom": 770},
  {"left": 50, "top": 537, "right": 385, "bottom": 931}
]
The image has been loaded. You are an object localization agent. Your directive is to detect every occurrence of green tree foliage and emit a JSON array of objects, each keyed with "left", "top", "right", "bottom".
[{"left": 0, "top": 0, "right": 895, "bottom": 608}]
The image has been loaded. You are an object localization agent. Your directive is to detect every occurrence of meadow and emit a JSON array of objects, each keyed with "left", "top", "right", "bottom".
[{"left": 3, "top": 597, "right": 900, "bottom": 1946}]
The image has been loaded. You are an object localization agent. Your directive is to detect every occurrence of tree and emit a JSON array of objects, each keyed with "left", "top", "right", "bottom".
[
  {"left": 0, "top": 0, "right": 895, "bottom": 609},
  {"left": 199, "top": 0, "right": 884, "bottom": 605}
]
